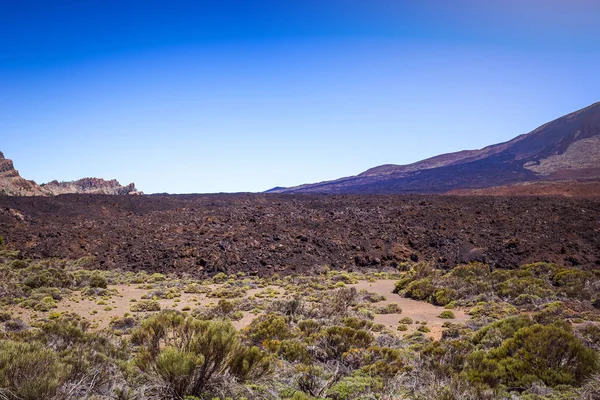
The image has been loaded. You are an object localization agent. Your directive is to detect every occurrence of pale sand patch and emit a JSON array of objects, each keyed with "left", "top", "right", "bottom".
[
  {"left": 7, "top": 280, "right": 467, "bottom": 340},
  {"left": 9, "top": 284, "right": 285, "bottom": 331},
  {"left": 349, "top": 280, "right": 469, "bottom": 340}
]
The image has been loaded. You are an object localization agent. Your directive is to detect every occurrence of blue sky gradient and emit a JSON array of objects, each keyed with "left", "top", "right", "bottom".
[{"left": 1, "top": 0, "right": 599, "bottom": 193}]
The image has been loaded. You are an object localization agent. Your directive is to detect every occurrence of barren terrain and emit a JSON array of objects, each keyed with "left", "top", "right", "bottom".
[{"left": 1, "top": 194, "right": 599, "bottom": 276}]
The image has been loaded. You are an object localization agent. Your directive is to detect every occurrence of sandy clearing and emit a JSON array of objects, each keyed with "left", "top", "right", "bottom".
[
  {"left": 349, "top": 280, "right": 469, "bottom": 340},
  {"left": 6, "top": 280, "right": 468, "bottom": 340}
]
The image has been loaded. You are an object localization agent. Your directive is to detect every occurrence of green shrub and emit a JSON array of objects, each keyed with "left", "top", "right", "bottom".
[
  {"left": 206, "top": 286, "right": 247, "bottom": 299},
  {"left": 377, "top": 303, "right": 402, "bottom": 314},
  {"left": 432, "top": 288, "right": 455, "bottom": 306},
  {"left": 130, "top": 300, "right": 161, "bottom": 312},
  {"left": 23, "top": 267, "right": 72, "bottom": 289},
  {"left": 399, "top": 317, "right": 413, "bottom": 324},
  {"left": 89, "top": 273, "right": 108, "bottom": 289},
  {"left": 317, "top": 326, "right": 373, "bottom": 359},
  {"left": 274, "top": 340, "right": 311, "bottom": 363},
  {"left": 397, "top": 324, "right": 408, "bottom": 332},
  {"left": 468, "top": 324, "right": 598, "bottom": 387},
  {"left": 417, "top": 325, "right": 430, "bottom": 333},
  {"left": 0, "top": 340, "right": 71, "bottom": 400},
  {"left": 133, "top": 311, "right": 269, "bottom": 398},
  {"left": 242, "top": 314, "right": 294, "bottom": 346},
  {"left": 10, "top": 259, "right": 28, "bottom": 269},
  {"left": 469, "top": 302, "right": 518, "bottom": 320},
  {"left": 534, "top": 301, "right": 566, "bottom": 325},
  {"left": 439, "top": 310, "right": 455, "bottom": 319},
  {"left": 472, "top": 315, "right": 533, "bottom": 349},
  {"left": 149, "top": 273, "right": 166, "bottom": 282},
  {"left": 342, "top": 317, "right": 373, "bottom": 330},
  {"left": 327, "top": 371, "right": 381, "bottom": 400},
  {"left": 298, "top": 319, "right": 321, "bottom": 337},
  {"left": 212, "top": 272, "right": 228, "bottom": 284},
  {"left": 403, "top": 278, "right": 436, "bottom": 301}
]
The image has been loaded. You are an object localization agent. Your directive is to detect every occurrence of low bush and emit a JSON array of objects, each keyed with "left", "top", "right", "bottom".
[
  {"left": 130, "top": 300, "right": 161, "bottom": 312},
  {"left": 377, "top": 303, "right": 402, "bottom": 314},
  {"left": 467, "top": 323, "right": 598, "bottom": 387},
  {"left": 132, "top": 311, "right": 270, "bottom": 397},
  {"left": 0, "top": 340, "right": 71, "bottom": 400}
]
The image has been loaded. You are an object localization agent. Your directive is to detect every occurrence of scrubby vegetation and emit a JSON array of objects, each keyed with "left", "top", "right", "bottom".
[{"left": 0, "top": 249, "right": 599, "bottom": 399}]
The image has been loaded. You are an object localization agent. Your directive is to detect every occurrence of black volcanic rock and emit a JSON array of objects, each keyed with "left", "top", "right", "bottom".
[
  {"left": 271, "top": 102, "right": 600, "bottom": 194},
  {"left": 0, "top": 194, "right": 598, "bottom": 275}
]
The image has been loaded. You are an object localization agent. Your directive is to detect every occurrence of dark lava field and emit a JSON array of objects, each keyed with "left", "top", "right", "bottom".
[{"left": 0, "top": 194, "right": 599, "bottom": 276}]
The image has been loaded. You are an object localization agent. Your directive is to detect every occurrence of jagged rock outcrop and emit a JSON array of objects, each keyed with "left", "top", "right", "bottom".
[
  {"left": 0, "top": 152, "right": 48, "bottom": 196},
  {"left": 42, "top": 178, "right": 140, "bottom": 195},
  {"left": 0, "top": 151, "right": 140, "bottom": 196}
]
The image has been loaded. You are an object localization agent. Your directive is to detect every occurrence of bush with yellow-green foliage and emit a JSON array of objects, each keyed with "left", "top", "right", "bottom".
[
  {"left": 376, "top": 303, "right": 402, "bottom": 314},
  {"left": 0, "top": 340, "right": 70, "bottom": 400},
  {"left": 131, "top": 311, "right": 270, "bottom": 398},
  {"left": 206, "top": 285, "right": 247, "bottom": 299},
  {"left": 394, "top": 261, "right": 600, "bottom": 308},
  {"left": 469, "top": 301, "right": 518, "bottom": 320},
  {"left": 130, "top": 299, "right": 161, "bottom": 312},
  {"left": 316, "top": 326, "right": 373, "bottom": 360},
  {"left": 467, "top": 323, "right": 598, "bottom": 388},
  {"left": 327, "top": 371, "right": 382, "bottom": 400},
  {"left": 242, "top": 313, "right": 295, "bottom": 346}
]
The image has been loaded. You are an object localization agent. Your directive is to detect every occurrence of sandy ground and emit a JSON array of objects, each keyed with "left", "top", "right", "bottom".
[
  {"left": 7, "top": 280, "right": 468, "bottom": 340},
  {"left": 350, "top": 280, "right": 469, "bottom": 340}
]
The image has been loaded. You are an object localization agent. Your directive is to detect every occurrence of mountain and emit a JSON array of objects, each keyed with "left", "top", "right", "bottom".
[
  {"left": 269, "top": 102, "right": 600, "bottom": 195},
  {"left": 0, "top": 151, "right": 140, "bottom": 196}
]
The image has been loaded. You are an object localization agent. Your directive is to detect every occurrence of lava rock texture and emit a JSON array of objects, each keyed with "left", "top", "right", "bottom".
[{"left": 0, "top": 194, "right": 598, "bottom": 276}]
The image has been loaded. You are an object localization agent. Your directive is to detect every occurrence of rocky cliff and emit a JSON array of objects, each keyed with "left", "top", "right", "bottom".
[{"left": 0, "top": 151, "right": 140, "bottom": 196}]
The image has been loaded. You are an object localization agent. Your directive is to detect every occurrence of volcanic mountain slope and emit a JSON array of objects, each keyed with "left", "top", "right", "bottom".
[
  {"left": 269, "top": 102, "right": 600, "bottom": 194},
  {"left": 0, "top": 151, "right": 140, "bottom": 196}
]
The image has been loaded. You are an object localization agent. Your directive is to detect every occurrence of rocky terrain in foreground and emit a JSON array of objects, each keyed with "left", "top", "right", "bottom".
[
  {"left": 0, "top": 151, "right": 139, "bottom": 196},
  {"left": 0, "top": 194, "right": 598, "bottom": 275}
]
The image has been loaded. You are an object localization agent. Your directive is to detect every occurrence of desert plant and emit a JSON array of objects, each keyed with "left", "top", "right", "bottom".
[
  {"left": 130, "top": 300, "right": 161, "bottom": 312},
  {"left": 0, "top": 340, "right": 71, "bottom": 400},
  {"left": 377, "top": 303, "right": 402, "bottom": 314},
  {"left": 242, "top": 313, "right": 294, "bottom": 346},
  {"left": 132, "top": 311, "right": 270, "bottom": 397},
  {"left": 468, "top": 323, "right": 598, "bottom": 387}
]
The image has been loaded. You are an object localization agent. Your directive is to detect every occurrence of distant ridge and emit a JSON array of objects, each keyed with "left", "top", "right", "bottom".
[{"left": 268, "top": 102, "right": 600, "bottom": 195}]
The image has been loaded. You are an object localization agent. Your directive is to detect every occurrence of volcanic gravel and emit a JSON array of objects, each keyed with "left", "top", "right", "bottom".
[{"left": 0, "top": 194, "right": 599, "bottom": 276}]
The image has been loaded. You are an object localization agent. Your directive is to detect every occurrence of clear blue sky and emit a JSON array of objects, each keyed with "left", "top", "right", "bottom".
[{"left": 1, "top": 0, "right": 599, "bottom": 193}]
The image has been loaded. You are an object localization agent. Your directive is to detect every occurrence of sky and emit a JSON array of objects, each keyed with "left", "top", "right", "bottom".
[{"left": 1, "top": 0, "right": 599, "bottom": 193}]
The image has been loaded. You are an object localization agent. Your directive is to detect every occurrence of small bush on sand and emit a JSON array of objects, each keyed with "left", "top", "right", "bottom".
[{"left": 130, "top": 300, "right": 161, "bottom": 312}]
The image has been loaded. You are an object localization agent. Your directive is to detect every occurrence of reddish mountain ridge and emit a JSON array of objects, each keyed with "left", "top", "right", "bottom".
[
  {"left": 0, "top": 151, "right": 140, "bottom": 196},
  {"left": 269, "top": 102, "right": 600, "bottom": 195}
]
